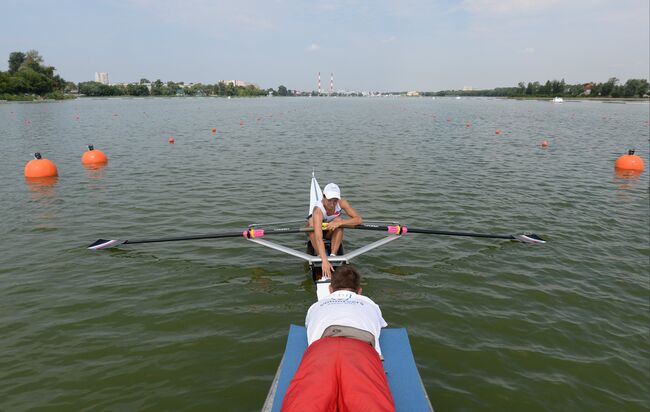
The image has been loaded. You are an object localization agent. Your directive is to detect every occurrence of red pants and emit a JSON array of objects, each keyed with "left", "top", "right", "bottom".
[{"left": 281, "top": 337, "right": 395, "bottom": 412}]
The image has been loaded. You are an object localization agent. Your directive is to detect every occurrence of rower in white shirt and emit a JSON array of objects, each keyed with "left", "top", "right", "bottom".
[
  {"left": 282, "top": 265, "right": 395, "bottom": 412},
  {"left": 307, "top": 182, "right": 363, "bottom": 279}
]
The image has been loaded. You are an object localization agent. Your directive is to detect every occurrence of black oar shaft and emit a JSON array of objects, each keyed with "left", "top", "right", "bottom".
[
  {"left": 348, "top": 224, "right": 523, "bottom": 241},
  {"left": 89, "top": 227, "right": 314, "bottom": 249},
  {"left": 405, "top": 227, "right": 513, "bottom": 239},
  {"left": 125, "top": 231, "right": 244, "bottom": 244}
]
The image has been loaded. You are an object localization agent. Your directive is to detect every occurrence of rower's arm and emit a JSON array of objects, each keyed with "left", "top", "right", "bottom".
[
  {"left": 338, "top": 198, "right": 363, "bottom": 226},
  {"left": 312, "top": 208, "right": 330, "bottom": 262}
]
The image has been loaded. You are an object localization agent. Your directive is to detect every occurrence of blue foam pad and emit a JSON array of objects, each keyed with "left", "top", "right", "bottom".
[
  {"left": 269, "top": 325, "right": 432, "bottom": 412},
  {"left": 270, "top": 324, "right": 309, "bottom": 412}
]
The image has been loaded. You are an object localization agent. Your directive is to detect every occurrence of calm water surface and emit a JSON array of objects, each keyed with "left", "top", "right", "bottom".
[{"left": 1, "top": 97, "right": 648, "bottom": 411}]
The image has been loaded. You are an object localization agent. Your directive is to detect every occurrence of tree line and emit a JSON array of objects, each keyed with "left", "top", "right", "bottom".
[
  {"left": 0, "top": 50, "right": 68, "bottom": 99},
  {"left": 3, "top": 50, "right": 648, "bottom": 100},
  {"left": 77, "top": 79, "right": 288, "bottom": 97},
  {"left": 1, "top": 50, "right": 294, "bottom": 99},
  {"left": 427, "top": 77, "right": 649, "bottom": 98}
]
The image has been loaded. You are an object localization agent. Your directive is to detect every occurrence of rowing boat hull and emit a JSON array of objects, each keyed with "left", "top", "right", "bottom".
[{"left": 262, "top": 324, "right": 433, "bottom": 411}]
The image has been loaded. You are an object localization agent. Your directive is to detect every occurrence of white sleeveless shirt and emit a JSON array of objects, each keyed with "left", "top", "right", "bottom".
[
  {"left": 305, "top": 290, "right": 387, "bottom": 356},
  {"left": 313, "top": 200, "right": 341, "bottom": 222}
]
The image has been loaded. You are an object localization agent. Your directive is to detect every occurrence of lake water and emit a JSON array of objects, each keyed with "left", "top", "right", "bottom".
[{"left": 1, "top": 97, "right": 648, "bottom": 411}]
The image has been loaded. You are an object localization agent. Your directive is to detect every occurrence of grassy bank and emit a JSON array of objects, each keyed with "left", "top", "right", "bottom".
[{"left": 0, "top": 91, "right": 74, "bottom": 101}]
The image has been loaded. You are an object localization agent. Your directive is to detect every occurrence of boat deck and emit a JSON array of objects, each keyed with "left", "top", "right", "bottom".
[{"left": 262, "top": 324, "right": 433, "bottom": 411}]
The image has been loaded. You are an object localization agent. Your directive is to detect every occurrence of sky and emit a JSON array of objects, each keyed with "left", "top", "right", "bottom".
[{"left": 1, "top": 0, "right": 648, "bottom": 91}]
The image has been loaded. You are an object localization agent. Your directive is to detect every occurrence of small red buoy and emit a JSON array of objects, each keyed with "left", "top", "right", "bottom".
[
  {"left": 495, "top": 129, "right": 501, "bottom": 135},
  {"left": 81, "top": 144, "right": 108, "bottom": 165},
  {"left": 169, "top": 137, "right": 175, "bottom": 144},
  {"left": 541, "top": 140, "right": 549, "bottom": 148},
  {"left": 240, "top": 121, "right": 244, "bottom": 126},
  {"left": 24, "top": 152, "right": 58, "bottom": 178},
  {"left": 465, "top": 123, "right": 471, "bottom": 128},
  {"left": 212, "top": 128, "right": 217, "bottom": 133},
  {"left": 615, "top": 149, "right": 644, "bottom": 172}
]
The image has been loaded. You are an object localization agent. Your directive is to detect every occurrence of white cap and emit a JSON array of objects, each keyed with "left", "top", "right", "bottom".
[{"left": 323, "top": 183, "right": 341, "bottom": 199}]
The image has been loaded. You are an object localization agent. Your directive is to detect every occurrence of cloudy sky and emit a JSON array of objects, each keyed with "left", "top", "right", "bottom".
[{"left": 1, "top": 0, "right": 648, "bottom": 91}]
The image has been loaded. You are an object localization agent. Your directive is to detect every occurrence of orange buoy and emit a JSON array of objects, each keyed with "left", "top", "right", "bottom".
[
  {"left": 495, "top": 129, "right": 501, "bottom": 135},
  {"left": 541, "top": 140, "right": 549, "bottom": 148},
  {"left": 615, "top": 149, "right": 644, "bottom": 172},
  {"left": 169, "top": 137, "right": 175, "bottom": 144},
  {"left": 24, "top": 152, "right": 58, "bottom": 178},
  {"left": 81, "top": 145, "right": 108, "bottom": 165}
]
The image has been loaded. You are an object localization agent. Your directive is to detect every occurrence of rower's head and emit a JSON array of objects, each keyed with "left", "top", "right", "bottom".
[
  {"left": 329, "top": 265, "right": 362, "bottom": 295},
  {"left": 322, "top": 183, "right": 341, "bottom": 207}
]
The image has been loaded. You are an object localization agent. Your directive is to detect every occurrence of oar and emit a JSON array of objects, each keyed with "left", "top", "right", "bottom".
[
  {"left": 88, "top": 226, "right": 314, "bottom": 250},
  {"left": 343, "top": 223, "right": 546, "bottom": 244}
]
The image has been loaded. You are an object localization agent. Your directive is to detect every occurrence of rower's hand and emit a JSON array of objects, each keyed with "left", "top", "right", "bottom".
[
  {"left": 322, "top": 260, "right": 334, "bottom": 279},
  {"left": 327, "top": 220, "right": 341, "bottom": 231}
]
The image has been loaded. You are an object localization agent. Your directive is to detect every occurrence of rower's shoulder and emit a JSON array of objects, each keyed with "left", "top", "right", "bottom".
[{"left": 311, "top": 204, "right": 324, "bottom": 216}]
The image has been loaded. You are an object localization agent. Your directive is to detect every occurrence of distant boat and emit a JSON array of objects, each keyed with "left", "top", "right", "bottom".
[
  {"left": 431, "top": 97, "right": 436, "bottom": 100},
  {"left": 456, "top": 96, "right": 461, "bottom": 100},
  {"left": 552, "top": 97, "right": 564, "bottom": 103}
]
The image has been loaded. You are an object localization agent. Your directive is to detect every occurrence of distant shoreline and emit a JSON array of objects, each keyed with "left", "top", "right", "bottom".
[
  {"left": 501, "top": 96, "right": 649, "bottom": 102},
  {"left": 2, "top": 94, "right": 649, "bottom": 104}
]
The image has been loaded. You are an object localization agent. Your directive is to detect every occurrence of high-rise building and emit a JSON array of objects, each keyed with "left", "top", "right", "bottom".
[{"left": 94, "top": 72, "right": 109, "bottom": 85}]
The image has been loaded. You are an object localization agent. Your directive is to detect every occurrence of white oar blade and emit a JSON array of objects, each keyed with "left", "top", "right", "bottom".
[
  {"left": 88, "top": 239, "right": 126, "bottom": 250},
  {"left": 513, "top": 234, "right": 546, "bottom": 244},
  {"left": 309, "top": 172, "right": 323, "bottom": 216}
]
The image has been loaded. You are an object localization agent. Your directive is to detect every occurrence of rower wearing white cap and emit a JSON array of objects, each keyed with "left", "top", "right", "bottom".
[{"left": 307, "top": 182, "right": 363, "bottom": 279}]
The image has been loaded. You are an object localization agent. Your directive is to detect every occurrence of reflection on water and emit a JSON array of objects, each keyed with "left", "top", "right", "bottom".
[
  {"left": 25, "top": 176, "right": 60, "bottom": 225},
  {"left": 614, "top": 169, "right": 644, "bottom": 180},
  {"left": 614, "top": 170, "right": 646, "bottom": 194},
  {"left": 25, "top": 176, "right": 59, "bottom": 199},
  {"left": 83, "top": 163, "right": 108, "bottom": 181}
]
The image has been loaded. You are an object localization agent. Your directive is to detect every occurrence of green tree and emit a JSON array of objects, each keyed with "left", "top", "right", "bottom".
[
  {"left": 216, "top": 82, "right": 226, "bottom": 96},
  {"left": 126, "top": 83, "right": 150, "bottom": 96},
  {"left": 225, "top": 82, "right": 236, "bottom": 96},
  {"left": 600, "top": 77, "right": 618, "bottom": 96},
  {"left": 8, "top": 51, "right": 25, "bottom": 73},
  {"left": 277, "top": 85, "right": 288, "bottom": 96},
  {"left": 166, "top": 81, "right": 178, "bottom": 95},
  {"left": 525, "top": 82, "right": 535, "bottom": 95},
  {"left": 21, "top": 50, "right": 45, "bottom": 71},
  {"left": 517, "top": 82, "right": 526, "bottom": 96},
  {"left": 151, "top": 79, "right": 164, "bottom": 95},
  {"left": 623, "top": 79, "right": 649, "bottom": 97}
]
